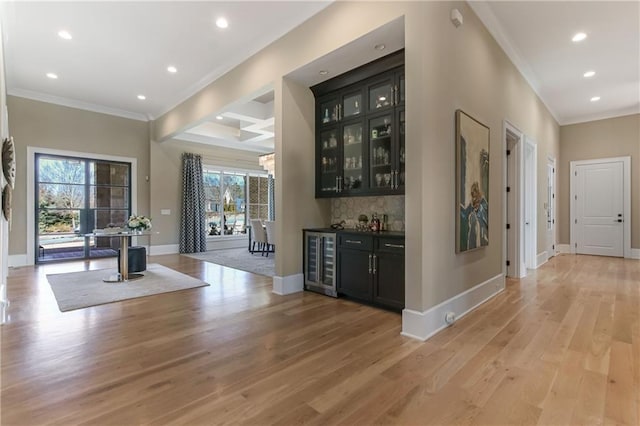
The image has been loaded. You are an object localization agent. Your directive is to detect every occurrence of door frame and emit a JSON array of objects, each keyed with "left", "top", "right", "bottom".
[
  {"left": 26, "top": 147, "right": 138, "bottom": 266},
  {"left": 546, "top": 155, "right": 556, "bottom": 259},
  {"left": 502, "top": 120, "right": 526, "bottom": 278},
  {"left": 570, "top": 156, "right": 631, "bottom": 258},
  {"left": 523, "top": 136, "right": 537, "bottom": 270}
]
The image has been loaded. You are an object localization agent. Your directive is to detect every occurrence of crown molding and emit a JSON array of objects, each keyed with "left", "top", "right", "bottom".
[
  {"left": 468, "top": 2, "right": 561, "bottom": 125},
  {"left": 559, "top": 106, "right": 640, "bottom": 126},
  {"left": 8, "top": 88, "right": 150, "bottom": 122}
]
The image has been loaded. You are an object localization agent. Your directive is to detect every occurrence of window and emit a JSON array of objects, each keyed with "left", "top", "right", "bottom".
[
  {"left": 203, "top": 168, "right": 256, "bottom": 237},
  {"left": 248, "top": 175, "right": 270, "bottom": 221}
]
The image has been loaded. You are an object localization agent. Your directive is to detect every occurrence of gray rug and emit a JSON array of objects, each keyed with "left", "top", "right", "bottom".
[
  {"left": 182, "top": 248, "right": 275, "bottom": 277},
  {"left": 47, "top": 263, "right": 209, "bottom": 312}
]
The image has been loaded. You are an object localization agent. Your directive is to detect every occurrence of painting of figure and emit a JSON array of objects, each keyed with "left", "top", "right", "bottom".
[{"left": 456, "top": 110, "right": 490, "bottom": 253}]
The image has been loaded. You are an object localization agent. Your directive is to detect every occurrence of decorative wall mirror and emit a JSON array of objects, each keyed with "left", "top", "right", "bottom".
[{"left": 2, "top": 137, "right": 16, "bottom": 189}]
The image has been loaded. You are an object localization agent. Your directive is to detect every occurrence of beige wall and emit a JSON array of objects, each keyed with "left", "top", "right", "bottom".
[
  {"left": 153, "top": 1, "right": 560, "bottom": 311},
  {"left": 7, "top": 96, "right": 150, "bottom": 256},
  {"left": 149, "top": 139, "right": 266, "bottom": 246},
  {"left": 559, "top": 114, "right": 640, "bottom": 248}
]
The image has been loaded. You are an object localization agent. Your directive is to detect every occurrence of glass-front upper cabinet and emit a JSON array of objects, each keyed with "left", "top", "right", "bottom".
[
  {"left": 318, "top": 129, "right": 339, "bottom": 195},
  {"left": 342, "top": 121, "right": 365, "bottom": 193},
  {"left": 368, "top": 113, "right": 394, "bottom": 191},
  {"left": 397, "top": 109, "right": 406, "bottom": 189},
  {"left": 368, "top": 79, "right": 393, "bottom": 112},
  {"left": 341, "top": 89, "right": 363, "bottom": 120},
  {"left": 319, "top": 97, "right": 340, "bottom": 125}
]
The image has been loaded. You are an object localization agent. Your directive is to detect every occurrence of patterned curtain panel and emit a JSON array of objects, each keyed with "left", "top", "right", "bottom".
[
  {"left": 179, "top": 153, "right": 207, "bottom": 253},
  {"left": 268, "top": 174, "right": 275, "bottom": 220}
]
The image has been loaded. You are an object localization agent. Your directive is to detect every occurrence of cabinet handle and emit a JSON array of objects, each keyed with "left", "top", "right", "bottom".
[
  {"left": 395, "top": 170, "right": 399, "bottom": 189},
  {"left": 384, "top": 243, "right": 405, "bottom": 249},
  {"left": 339, "top": 176, "right": 343, "bottom": 192},
  {"left": 373, "top": 254, "right": 377, "bottom": 274},
  {"left": 335, "top": 176, "right": 339, "bottom": 193},
  {"left": 394, "top": 85, "right": 399, "bottom": 106},
  {"left": 339, "top": 104, "right": 342, "bottom": 120},
  {"left": 368, "top": 254, "right": 372, "bottom": 274},
  {"left": 345, "top": 239, "right": 362, "bottom": 244}
]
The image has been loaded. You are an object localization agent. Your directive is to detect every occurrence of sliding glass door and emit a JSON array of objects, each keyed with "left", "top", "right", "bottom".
[{"left": 36, "top": 154, "right": 131, "bottom": 263}]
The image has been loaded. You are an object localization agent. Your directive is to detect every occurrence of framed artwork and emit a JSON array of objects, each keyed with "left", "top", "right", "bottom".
[{"left": 456, "top": 110, "right": 490, "bottom": 253}]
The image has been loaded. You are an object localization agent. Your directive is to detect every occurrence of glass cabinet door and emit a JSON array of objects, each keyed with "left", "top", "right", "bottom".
[
  {"left": 320, "top": 235, "right": 335, "bottom": 286},
  {"left": 342, "top": 91, "right": 362, "bottom": 119},
  {"left": 368, "top": 80, "right": 393, "bottom": 112},
  {"left": 398, "top": 109, "right": 405, "bottom": 188},
  {"left": 397, "top": 74, "right": 405, "bottom": 106},
  {"left": 319, "top": 129, "right": 339, "bottom": 194},
  {"left": 342, "top": 122, "right": 364, "bottom": 192},
  {"left": 306, "top": 234, "right": 319, "bottom": 282},
  {"left": 369, "top": 114, "right": 393, "bottom": 191},
  {"left": 319, "top": 98, "right": 340, "bottom": 125}
]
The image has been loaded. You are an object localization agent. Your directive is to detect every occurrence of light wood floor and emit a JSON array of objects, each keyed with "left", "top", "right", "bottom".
[{"left": 1, "top": 254, "right": 638, "bottom": 425}]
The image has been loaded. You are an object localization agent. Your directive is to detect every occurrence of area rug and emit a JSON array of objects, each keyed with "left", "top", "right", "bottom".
[
  {"left": 47, "top": 263, "right": 209, "bottom": 312},
  {"left": 182, "top": 247, "right": 275, "bottom": 277}
]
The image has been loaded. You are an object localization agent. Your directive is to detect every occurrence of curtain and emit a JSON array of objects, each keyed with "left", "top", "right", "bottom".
[
  {"left": 267, "top": 174, "right": 275, "bottom": 220},
  {"left": 179, "top": 153, "right": 207, "bottom": 253}
]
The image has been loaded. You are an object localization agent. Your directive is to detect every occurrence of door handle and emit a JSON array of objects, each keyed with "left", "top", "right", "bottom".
[
  {"left": 615, "top": 219, "right": 623, "bottom": 223},
  {"left": 372, "top": 254, "right": 377, "bottom": 274},
  {"left": 368, "top": 254, "right": 372, "bottom": 274}
]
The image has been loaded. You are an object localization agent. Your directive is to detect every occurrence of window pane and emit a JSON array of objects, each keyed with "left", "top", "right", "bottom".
[
  {"left": 39, "top": 157, "right": 85, "bottom": 184},
  {"left": 90, "top": 162, "right": 129, "bottom": 186},
  {"left": 222, "top": 173, "right": 246, "bottom": 235},
  {"left": 39, "top": 183, "right": 85, "bottom": 209},
  {"left": 203, "top": 171, "right": 222, "bottom": 235},
  {"left": 90, "top": 186, "right": 129, "bottom": 209},
  {"left": 38, "top": 209, "right": 80, "bottom": 234}
]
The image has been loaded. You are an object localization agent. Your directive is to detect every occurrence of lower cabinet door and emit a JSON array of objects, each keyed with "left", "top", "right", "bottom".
[
  {"left": 337, "top": 248, "right": 372, "bottom": 301},
  {"left": 373, "top": 251, "right": 405, "bottom": 309}
]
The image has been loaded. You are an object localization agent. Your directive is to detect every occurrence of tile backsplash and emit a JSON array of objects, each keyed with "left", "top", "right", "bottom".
[{"left": 331, "top": 195, "right": 405, "bottom": 231}]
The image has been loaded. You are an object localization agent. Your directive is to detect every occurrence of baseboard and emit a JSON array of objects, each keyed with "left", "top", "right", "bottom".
[
  {"left": 149, "top": 244, "right": 179, "bottom": 255},
  {"left": 401, "top": 273, "right": 505, "bottom": 341},
  {"left": 536, "top": 251, "right": 548, "bottom": 268},
  {"left": 8, "top": 254, "right": 29, "bottom": 268},
  {"left": 631, "top": 248, "right": 640, "bottom": 260},
  {"left": 557, "top": 244, "right": 571, "bottom": 254},
  {"left": 273, "top": 273, "right": 304, "bottom": 295}
]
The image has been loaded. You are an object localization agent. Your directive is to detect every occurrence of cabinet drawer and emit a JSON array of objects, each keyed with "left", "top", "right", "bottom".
[
  {"left": 338, "top": 234, "right": 373, "bottom": 250},
  {"left": 376, "top": 237, "right": 405, "bottom": 254}
]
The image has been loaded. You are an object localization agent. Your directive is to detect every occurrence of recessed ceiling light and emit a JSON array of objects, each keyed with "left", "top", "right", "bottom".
[
  {"left": 319, "top": 70, "right": 328, "bottom": 75},
  {"left": 590, "top": 96, "right": 600, "bottom": 102},
  {"left": 58, "top": 30, "right": 72, "bottom": 40},
  {"left": 583, "top": 70, "right": 596, "bottom": 78},
  {"left": 46, "top": 72, "right": 58, "bottom": 79},
  {"left": 167, "top": 66, "right": 177, "bottom": 73},
  {"left": 572, "top": 32, "right": 587, "bottom": 42},
  {"left": 216, "top": 115, "right": 223, "bottom": 120},
  {"left": 216, "top": 17, "right": 229, "bottom": 29},
  {"left": 137, "top": 95, "right": 146, "bottom": 100},
  {"left": 374, "top": 44, "right": 386, "bottom": 51}
]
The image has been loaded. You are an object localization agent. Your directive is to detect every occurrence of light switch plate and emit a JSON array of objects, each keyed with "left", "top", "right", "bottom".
[{"left": 160, "top": 209, "right": 171, "bottom": 215}]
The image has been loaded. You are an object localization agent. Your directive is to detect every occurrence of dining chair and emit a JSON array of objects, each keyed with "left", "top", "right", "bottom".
[
  {"left": 264, "top": 221, "right": 276, "bottom": 257},
  {"left": 250, "top": 219, "right": 268, "bottom": 256}
]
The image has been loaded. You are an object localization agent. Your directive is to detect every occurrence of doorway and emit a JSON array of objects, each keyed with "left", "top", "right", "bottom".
[
  {"left": 570, "top": 157, "right": 631, "bottom": 258},
  {"left": 35, "top": 153, "right": 132, "bottom": 263}
]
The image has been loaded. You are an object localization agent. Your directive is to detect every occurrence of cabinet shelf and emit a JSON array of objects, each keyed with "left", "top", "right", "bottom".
[
  {"left": 371, "top": 163, "right": 392, "bottom": 168},
  {"left": 370, "top": 135, "right": 391, "bottom": 141},
  {"left": 344, "top": 167, "right": 362, "bottom": 172}
]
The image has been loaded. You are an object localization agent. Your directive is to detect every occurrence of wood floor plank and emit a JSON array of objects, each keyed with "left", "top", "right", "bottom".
[{"left": 1, "top": 253, "right": 638, "bottom": 425}]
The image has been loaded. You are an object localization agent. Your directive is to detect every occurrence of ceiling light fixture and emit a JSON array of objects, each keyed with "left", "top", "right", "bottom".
[
  {"left": 46, "top": 73, "right": 58, "bottom": 79},
  {"left": 590, "top": 96, "right": 600, "bottom": 102},
  {"left": 167, "top": 66, "right": 177, "bottom": 73},
  {"left": 374, "top": 44, "right": 386, "bottom": 51},
  {"left": 572, "top": 32, "right": 587, "bottom": 42},
  {"left": 137, "top": 95, "right": 146, "bottom": 100},
  {"left": 216, "top": 17, "right": 229, "bottom": 29},
  {"left": 216, "top": 115, "right": 223, "bottom": 120},
  {"left": 319, "top": 70, "right": 328, "bottom": 75},
  {"left": 583, "top": 70, "right": 596, "bottom": 78},
  {"left": 58, "top": 30, "right": 72, "bottom": 40}
]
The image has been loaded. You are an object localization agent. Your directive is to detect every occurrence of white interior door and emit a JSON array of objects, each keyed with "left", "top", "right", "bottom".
[
  {"left": 546, "top": 158, "right": 555, "bottom": 258},
  {"left": 575, "top": 161, "right": 624, "bottom": 257}
]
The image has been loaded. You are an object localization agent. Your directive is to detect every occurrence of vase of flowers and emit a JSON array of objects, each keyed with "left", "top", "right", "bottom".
[{"left": 127, "top": 215, "right": 152, "bottom": 232}]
